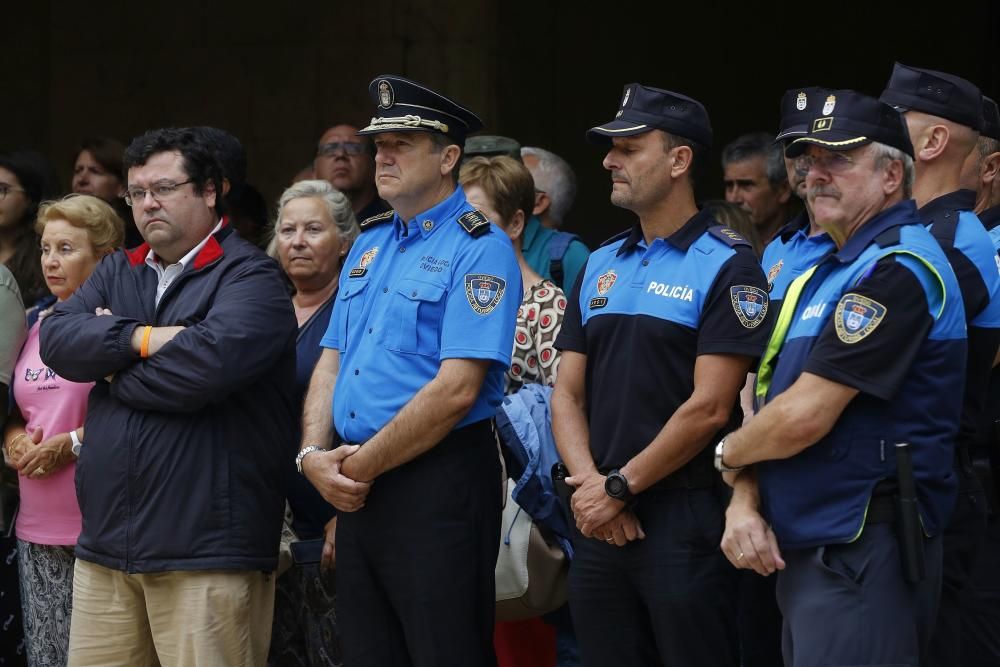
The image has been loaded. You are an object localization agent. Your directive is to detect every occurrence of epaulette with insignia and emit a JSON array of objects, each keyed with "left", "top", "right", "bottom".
[
  {"left": 708, "top": 225, "right": 751, "bottom": 248},
  {"left": 874, "top": 226, "right": 902, "bottom": 248},
  {"left": 457, "top": 210, "right": 491, "bottom": 237},
  {"left": 599, "top": 229, "right": 632, "bottom": 248},
  {"left": 360, "top": 210, "right": 395, "bottom": 231}
]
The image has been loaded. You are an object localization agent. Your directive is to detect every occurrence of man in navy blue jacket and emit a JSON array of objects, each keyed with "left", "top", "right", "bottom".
[{"left": 40, "top": 127, "right": 297, "bottom": 667}]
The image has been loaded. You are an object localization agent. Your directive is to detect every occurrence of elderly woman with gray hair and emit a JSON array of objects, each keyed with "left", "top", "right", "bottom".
[{"left": 266, "top": 179, "right": 359, "bottom": 667}]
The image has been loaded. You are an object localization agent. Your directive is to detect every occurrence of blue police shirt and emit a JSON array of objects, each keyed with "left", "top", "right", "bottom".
[
  {"left": 758, "top": 200, "right": 966, "bottom": 549},
  {"left": 761, "top": 211, "right": 835, "bottom": 306},
  {"left": 556, "top": 210, "right": 772, "bottom": 471},
  {"left": 322, "top": 186, "right": 521, "bottom": 444},
  {"left": 921, "top": 190, "right": 1000, "bottom": 451}
]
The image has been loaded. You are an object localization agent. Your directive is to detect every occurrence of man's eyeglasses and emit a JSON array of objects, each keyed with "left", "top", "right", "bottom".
[
  {"left": 317, "top": 142, "right": 366, "bottom": 158},
  {"left": 794, "top": 152, "right": 857, "bottom": 175},
  {"left": 0, "top": 184, "right": 26, "bottom": 201},
  {"left": 123, "top": 179, "right": 194, "bottom": 207}
]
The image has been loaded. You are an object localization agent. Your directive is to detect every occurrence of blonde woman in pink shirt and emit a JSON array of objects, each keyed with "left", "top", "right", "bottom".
[{"left": 2, "top": 194, "right": 122, "bottom": 667}]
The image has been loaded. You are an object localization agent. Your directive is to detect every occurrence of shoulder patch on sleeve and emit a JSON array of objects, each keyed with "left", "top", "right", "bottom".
[
  {"left": 709, "top": 226, "right": 751, "bottom": 248},
  {"left": 457, "top": 210, "right": 491, "bottom": 237},
  {"left": 359, "top": 210, "right": 395, "bottom": 230},
  {"left": 834, "top": 293, "right": 887, "bottom": 343},
  {"left": 730, "top": 285, "right": 769, "bottom": 328}
]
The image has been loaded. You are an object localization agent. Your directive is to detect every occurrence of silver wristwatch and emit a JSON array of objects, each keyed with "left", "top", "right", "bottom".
[
  {"left": 70, "top": 430, "right": 83, "bottom": 458},
  {"left": 714, "top": 438, "right": 744, "bottom": 473},
  {"left": 295, "top": 445, "right": 325, "bottom": 475}
]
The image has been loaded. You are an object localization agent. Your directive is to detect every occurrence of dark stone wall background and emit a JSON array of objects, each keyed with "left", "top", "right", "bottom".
[{"left": 4, "top": 0, "right": 997, "bottom": 248}]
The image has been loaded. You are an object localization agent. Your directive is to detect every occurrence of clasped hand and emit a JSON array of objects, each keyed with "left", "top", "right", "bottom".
[
  {"left": 565, "top": 471, "right": 645, "bottom": 546},
  {"left": 302, "top": 445, "right": 372, "bottom": 512}
]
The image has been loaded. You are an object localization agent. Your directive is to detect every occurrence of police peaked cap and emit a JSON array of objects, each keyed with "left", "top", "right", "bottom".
[
  {"left": 879, "top": 62, "right": 983, "bottom": 132},
  {"left": 785, "top": 89, "right": 914, "bottom": 159},
  {"left": 357, "top": 75, "right": 484, "bottom": 144},
  {"left": 775, "top": 87, "right": 829, "bottom": 143},
  {"left": 587, "top": 83, "right": 713, "bottom": 148}
]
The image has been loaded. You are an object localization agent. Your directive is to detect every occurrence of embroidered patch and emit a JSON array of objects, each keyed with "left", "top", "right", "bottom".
[
  {"left": 730, "top": 285, "right": 769, "bottom": 329},
  {"left": 597, "top": 269, "right": 617, "bottom": 296},
  {"left": 589, "top": 297, "right": 608, "bottom": 310},
  {"left": 823, "top": 94, "right": 836, "bottom": 116},
  {"left": 457, "top": 210, "right": 490, "bottom": 237},
  {"left": 767, "top": 260, "right": 784, "bottom": 285},
  {"left": 796, "top": 91, "right": 807, "bottom": 111},
  {"left": 834, "top": 293, "right": 886, "bottom": 344},
  {"left": 465, "top": 274, "right": 507, "bottom": 315},
  {"left": 350, "top": 246, "right": 379, "bottom": 278}
]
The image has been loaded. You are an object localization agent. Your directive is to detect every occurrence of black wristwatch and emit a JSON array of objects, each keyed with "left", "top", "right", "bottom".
[{"left": 604, "top": 469, "right": 634, "bottom": 502}]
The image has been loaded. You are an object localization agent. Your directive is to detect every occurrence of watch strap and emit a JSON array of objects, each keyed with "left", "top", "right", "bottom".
[{"left": 296, "top": 445, "right": 325, "bottom": 474}]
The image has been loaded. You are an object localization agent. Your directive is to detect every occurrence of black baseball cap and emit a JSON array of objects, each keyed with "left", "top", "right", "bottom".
[
  {"left": 879, "top": 62, "right": 983, "bottom": 132},
  {"left": 785, "top": 89, "right": 914, "bottom": 158},
  {"left": 587, "top": 83, "right": 712, "bottom": 148},
  {"left": 775, "top": 87, "right": 828, "bottom": 143}
]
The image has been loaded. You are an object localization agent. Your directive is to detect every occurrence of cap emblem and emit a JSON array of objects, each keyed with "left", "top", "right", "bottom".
[
  {"left": 796, "top": 92, "right": 807, "bottom": 111},
  {"left": 378, "top": 80, "right": 394, "bottom": 109},
  {"left": 622, "top": 88, "right": 631, "bottom": 108},
  {"left": 822, "top": 95, "right": 836, "bottom": 116},
  {"left": 812, "top": 117, "right": 834, "bottom": 132}
]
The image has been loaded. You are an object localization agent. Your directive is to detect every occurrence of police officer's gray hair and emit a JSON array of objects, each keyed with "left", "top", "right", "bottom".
[
  {"left": 267, "top": 179, "right": 360, "bottom": 257},
  {"left": 870, "top": 142, "right": 915, "bottom": 199},
  {"left": 520, "top": 147, "right": 577, "bottom": 225},
  {"left": 721, "top": 132, "right": 788, "bottom": 188}
]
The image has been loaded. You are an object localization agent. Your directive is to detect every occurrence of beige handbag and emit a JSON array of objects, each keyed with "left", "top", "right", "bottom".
[{"left": 494, "top": 481, "right": 569, "bottom": 621}]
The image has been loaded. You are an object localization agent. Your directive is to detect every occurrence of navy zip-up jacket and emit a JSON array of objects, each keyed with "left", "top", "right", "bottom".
[{"left": 40, "top": 224, "right": 297, "bottom": 573}]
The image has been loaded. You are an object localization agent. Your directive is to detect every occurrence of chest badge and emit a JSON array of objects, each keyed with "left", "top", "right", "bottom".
[
  {"left": 834, "top": 293, "right": 886, "bottom": 344},
  {"left": 730, "top": 285, "right": 769, "bottom": 329},
  {"left": 349, "top": 246, "right": 379, "bottom": 278},
  {"left": 465, "top": 274, "right": 507, "bottom": 315},
  {"left": 597, "top": 269, "right": 617, "bottom": 296}
]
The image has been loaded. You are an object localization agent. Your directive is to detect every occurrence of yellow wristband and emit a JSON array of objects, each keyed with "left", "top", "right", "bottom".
[{"left": 140, "top": 325, "right": 153, "bottom": 358}]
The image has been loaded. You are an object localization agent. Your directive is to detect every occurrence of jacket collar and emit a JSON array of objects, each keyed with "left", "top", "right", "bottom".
[
  {"left": 616, "top": 208, "right": 713, "bottom": 256},
  {"left": 126, "top": 217, "right": 232, "bottom": 269},
  {"left": 830, "top": 200, "right": 920, "bottom": 263},
  {"left": 918, "top": 189, "right": 976, "bottom": 226}
]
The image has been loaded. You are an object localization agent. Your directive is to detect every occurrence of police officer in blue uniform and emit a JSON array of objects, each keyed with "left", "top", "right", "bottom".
[
  {"left": 762, "top": 87, "right": 837, "bottom": 310},
  {"left": 718, "top": 89, "right": 966, "bottom": 667},
  {"left": 552, "top": 83, "right": 772, "bottom": 666},
  {"left": 736, "top": 86, "right": 839, "bottom": 667},
  {"left": 297, "top": 75, "right": 521, "bottom": 667},
  {"left": 964, "top": 94, "right": 1000, "bottom": 667},
  {"left": 880, "top": 64, "right": 1000, "bottom": 667},
  {"left": 968, "top": 96, "right": 1000, "bottom": 228}
]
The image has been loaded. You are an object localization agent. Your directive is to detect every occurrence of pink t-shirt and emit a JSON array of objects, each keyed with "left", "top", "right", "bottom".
[{"left": 12, "top": 321, "right": 90, "bottom": 545}]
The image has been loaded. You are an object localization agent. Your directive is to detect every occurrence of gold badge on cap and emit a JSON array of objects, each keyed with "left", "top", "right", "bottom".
[
  {"left": 822, "top": 94, "right": 836, "bottom": 116},
  {"left": 796, "top": 92, "right": 807, "bottom": 111},
  {"left": 813, "top": 117, "right": 834, "bottom": 132},
  {"left": 378, "top": 80, "right": 394, "bottom": 109}
]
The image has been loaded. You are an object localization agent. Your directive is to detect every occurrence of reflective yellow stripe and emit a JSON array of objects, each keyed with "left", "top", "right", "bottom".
[
  {"left": 754, "top": 249, "right": 946, "bottom": 406},
  {"left": 755, "top": 265, "right": 818, "bottom": 405}
]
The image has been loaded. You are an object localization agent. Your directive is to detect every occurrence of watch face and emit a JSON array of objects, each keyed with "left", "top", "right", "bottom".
[{"left": 606, "top": 474, "right": 625, "bottom": 497}]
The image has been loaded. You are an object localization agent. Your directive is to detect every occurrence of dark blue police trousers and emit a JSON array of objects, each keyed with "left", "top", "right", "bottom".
[
  {"left": 777, "top": 523, "right": 942, "bottom": 667},
  {"left": 567, "top": 486, "right": 739, "bottom": 667},
  {"left": 335, "top": 420, "right": 502, "bottom": 667}
]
